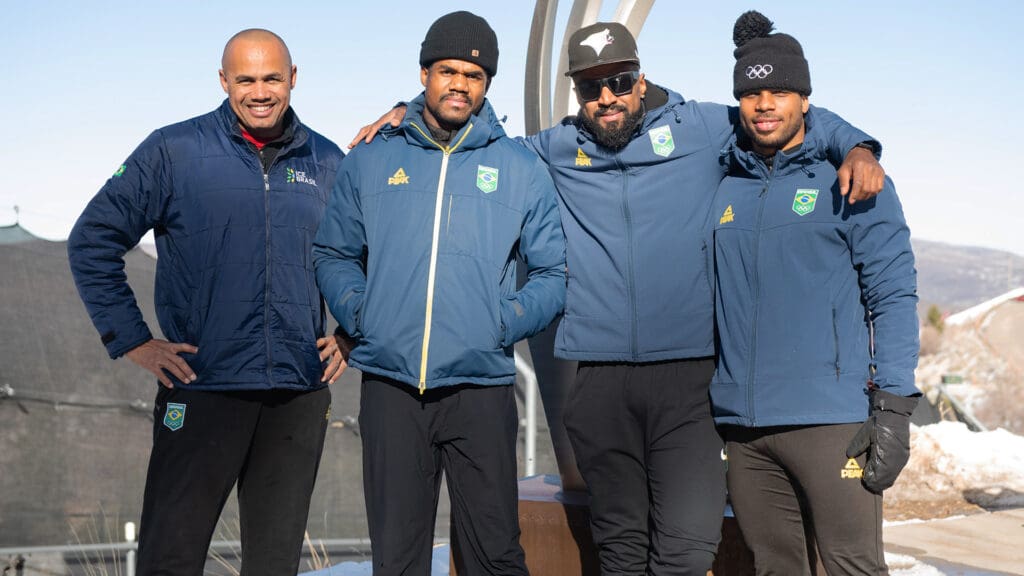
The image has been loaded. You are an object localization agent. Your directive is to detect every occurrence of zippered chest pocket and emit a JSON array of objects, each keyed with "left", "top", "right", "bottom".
[{"left": 440, "top": 192, "right": 521, "bottom": 263}]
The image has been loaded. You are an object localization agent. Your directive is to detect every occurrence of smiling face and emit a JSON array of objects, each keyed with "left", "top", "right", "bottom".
[
  {"left": 738, "top": 89, "right": 809, "bottom": 155},
  {"left": 573, "top": 62, "right": 646, "bottom": 150},
  {"left": 219, "top": 31, "right": 296, "bottom": 140},
  {"left": 420, "top": 59, "right": 488, "bottom": 133}
]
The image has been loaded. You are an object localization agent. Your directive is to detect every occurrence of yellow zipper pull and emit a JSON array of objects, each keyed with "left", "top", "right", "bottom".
[{"left": 419, "top": 380, "right": 426, "bottom": 395}]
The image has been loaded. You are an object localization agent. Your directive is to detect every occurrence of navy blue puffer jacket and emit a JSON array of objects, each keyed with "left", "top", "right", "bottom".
[{"left": 68, "top": 100, "right": 343, "bottom": 391}]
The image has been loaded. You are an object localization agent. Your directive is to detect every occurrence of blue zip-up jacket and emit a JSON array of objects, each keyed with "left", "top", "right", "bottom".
[
  {"left": 313, "top": 95, "right": 566, "bottom": 391},
  {"left": 523, "top": 85, "right": 876, "bottom": 362},
  {"left": 68, "top": 100, "right": 343, "bottom": 391},
  {"left": 710, "top": 116, "right": 918, "bottom": 427}
]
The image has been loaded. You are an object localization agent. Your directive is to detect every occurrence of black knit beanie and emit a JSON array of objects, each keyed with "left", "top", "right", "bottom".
[
  {"left": 420, "top": 11, "right": 499, "bottom": 77},
  {"left": 732, "top": 11, "right": 811, "bottom": 99}
]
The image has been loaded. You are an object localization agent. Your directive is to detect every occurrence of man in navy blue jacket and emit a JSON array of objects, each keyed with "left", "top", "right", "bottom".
[
  {"left": 711, "top": 12, "right": 919, "bottom": 574},
  {"left": 68, "top": 29, "right": 345, "bottom": 576},
  {"left": 313, "top": 12, "right": 565, "bottom": 576}
]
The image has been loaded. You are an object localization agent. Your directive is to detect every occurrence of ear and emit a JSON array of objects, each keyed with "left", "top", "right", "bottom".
[
  {"left": 420, "top": 66, "right": 429, "bottom": 88},
  {"left": 801, "top": 95, "right": 810, "bottom": 114},
  {"left": 219, "top": 69, "right": 229, "bottom": 94},
  {"left": 290, "top": 65, "right": 298, "bottom": 89},
  {"left": 638, "top": 72, "right": 647, "bottom": 98}
]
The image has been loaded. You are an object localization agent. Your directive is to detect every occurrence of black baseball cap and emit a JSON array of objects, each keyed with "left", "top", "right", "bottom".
[{"left": 565, "top": 22, "right": 640, "bottom": 76}]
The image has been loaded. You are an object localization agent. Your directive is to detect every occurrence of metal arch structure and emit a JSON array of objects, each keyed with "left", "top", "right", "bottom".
[{"left": 522, "top": 0, "right": 655, "bottom": 493}]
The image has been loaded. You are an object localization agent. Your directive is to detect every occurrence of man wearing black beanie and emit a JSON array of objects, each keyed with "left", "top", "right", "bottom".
[
  {"left": 711, "top": 11, "right": 920, "bottom": 575},
  {"left": 314, "top": 10, "right": 565, "bottom": 576},
  {"left": 352, "top": 13, "right": 890, "bottom": 576}
]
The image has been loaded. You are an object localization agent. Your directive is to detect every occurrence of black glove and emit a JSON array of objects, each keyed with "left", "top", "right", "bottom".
[{"left": 845, "top": 388, "right": 920, "bottom": 494}]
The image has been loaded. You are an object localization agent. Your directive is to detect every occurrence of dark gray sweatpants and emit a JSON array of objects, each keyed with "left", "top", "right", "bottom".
[
  {"left": 564, "top": 358, "right": 726, "bottom": 576},
  {"left": 722, "top": 423, "right": 886, "bottom": 576}
]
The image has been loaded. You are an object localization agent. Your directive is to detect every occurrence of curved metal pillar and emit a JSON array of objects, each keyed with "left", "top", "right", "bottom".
[
  {"left": 524, "top": 0, "right": 559, "bottom": 135},
  {"left": 552, "top": 0, "right": 604, "bottom": 123},
  {"left": 523, "top": 0, "right": 656, "bottom": 494}
]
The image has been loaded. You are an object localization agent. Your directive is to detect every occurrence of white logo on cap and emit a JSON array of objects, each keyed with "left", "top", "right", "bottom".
[
  {"left": 580, "top": 28, "right": 615, "bottom": 57},
  {"left": 746, "top": 64, "right": 774, "bottom": 79}
]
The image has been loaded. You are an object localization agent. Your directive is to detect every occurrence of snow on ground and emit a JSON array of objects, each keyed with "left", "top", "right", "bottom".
[
  {"left": 888, "top": 552, "right": 947, "bottom": 576},
  {"left": 889, "top": 421, "right": 1024, "bottom": 509}
]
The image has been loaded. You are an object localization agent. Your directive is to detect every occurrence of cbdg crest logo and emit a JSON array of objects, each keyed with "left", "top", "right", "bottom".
[
  {"left": 476, "top": 165, "right": 499, "bottom": 194},
  {"left": 792, "top": 189, "right": 818, "bottom": 216},
  {"left": 285, "top": 167, "right": 317, "bottom": 187},
  {"left": 163, "top": 403, "right": 187, "bottom": 431},
  {"left": 648, "top": 125, "right": 675, "bottom": 157}
]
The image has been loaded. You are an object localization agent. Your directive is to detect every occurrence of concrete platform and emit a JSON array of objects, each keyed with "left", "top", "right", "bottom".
[{"left": 884, "top": 508, "right": 1024, "bottom": 575}]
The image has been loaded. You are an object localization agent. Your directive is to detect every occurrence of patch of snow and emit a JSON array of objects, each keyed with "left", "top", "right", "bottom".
[{"left": 890, "top": 421, "right": 1024, "bottom": 508}]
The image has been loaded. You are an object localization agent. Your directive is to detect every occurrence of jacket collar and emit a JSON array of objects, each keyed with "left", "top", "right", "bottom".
[
  {"left": 395, "top": 93, "right": 506, "bottom": 151},
  {"left": 725, "top": 106, "right": 829, "bottom": 178},
  {"left": 216, "top": 99, "right": 308, "bottom": 153}
]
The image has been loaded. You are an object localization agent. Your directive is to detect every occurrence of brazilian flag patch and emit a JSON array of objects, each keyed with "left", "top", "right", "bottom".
[
  {"left": 163, "top": 402, "right": 187, "bottom": 431},
  {"left": 792, "top": 189, "right": 818, "bottom": 216}
]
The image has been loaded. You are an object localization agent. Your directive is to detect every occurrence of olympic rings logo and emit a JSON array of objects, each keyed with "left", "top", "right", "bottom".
[{"left": 745, "top": 64, "right": 774, "bottom": 79}]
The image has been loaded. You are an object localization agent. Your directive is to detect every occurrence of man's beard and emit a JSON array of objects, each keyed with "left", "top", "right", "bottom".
[{"left": 581, "top": 103, "right": 645, "bottom": 150}]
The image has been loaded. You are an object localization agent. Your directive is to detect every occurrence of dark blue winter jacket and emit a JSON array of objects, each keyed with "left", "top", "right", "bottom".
[
  {"left": 711, "top": 112, "right": 919, "bottom": 427},
  {"left": 523, "top": 85, "right": 876, "bottom": 363},
  {"left": 313, "top": 95, "right": 566, "bottom": 392},
  {"left": 68, "top": 100, "right": 343, "bottom": 391}
]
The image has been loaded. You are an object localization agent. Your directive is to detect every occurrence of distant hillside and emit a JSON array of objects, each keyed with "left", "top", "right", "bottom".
[{"left": 913, "top": 239, "right": 1024, "bottom": 314}]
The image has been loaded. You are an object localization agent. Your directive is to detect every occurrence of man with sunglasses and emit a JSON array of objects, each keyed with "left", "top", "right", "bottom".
[
  {"left": 521, "top": 22, "right": 883, "bottom": 576},
  {"left": 353, "top": 20, "right": 884, "bottom": 575}
]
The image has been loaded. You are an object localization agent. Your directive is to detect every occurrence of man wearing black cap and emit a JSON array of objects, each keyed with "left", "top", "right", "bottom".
[
  {"left": 354, "top": 18, "right": 884, "bottom": 576},
  {"left": 314, "top": 11, "right": 566, "bottom": 576},
  {"left": 711, "top": 11, "right": 919, "bottom": 574},
  {"left": 523, "top": 22, "right": 884, "bottom": 576}
]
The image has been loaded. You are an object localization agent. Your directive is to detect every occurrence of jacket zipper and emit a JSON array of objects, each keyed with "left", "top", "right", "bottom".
[
  {"left": 746, "top": 170, "right": 772, "bottom": 426},
  {"left": 617, "top": 155, "right": 638, "bottom": 359},
  {"left": 408, "top": 121, "right": 473, "bottom": 394},
  {"left": 262, "top": 157, "right": 273, "bottom": 384}
]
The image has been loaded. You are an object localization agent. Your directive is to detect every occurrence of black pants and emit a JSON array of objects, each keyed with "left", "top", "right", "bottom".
[
  {"left": 722, "top": 423, "right": 886, "bottom": 576},
  {"left": 359, "top": 376, "right": 527, "bottom": 576},
  {"left": 136, "top": 386, "right": 331, "bottom": 576},
  {"left": 564, "top": 358, "right": 726, "bottom": 576}
]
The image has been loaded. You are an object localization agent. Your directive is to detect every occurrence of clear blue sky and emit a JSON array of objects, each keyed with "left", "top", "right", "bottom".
[{"left": 3, "top": 0, "right": 1021, "bottom": 256}]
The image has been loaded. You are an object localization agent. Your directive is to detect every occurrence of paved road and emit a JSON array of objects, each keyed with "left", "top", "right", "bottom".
[{"left": 885, "top": 508, "right": 1024, "bottom": 575}]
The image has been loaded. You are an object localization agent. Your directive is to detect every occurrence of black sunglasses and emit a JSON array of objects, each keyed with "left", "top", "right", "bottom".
[{"left": 575, "top": 71, "right": 640, "bottom": 102}]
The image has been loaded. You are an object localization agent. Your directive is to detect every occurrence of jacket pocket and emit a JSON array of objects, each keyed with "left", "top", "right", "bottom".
[{"left": 832, "top": 307, "right": 841, "bottom": 379}]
